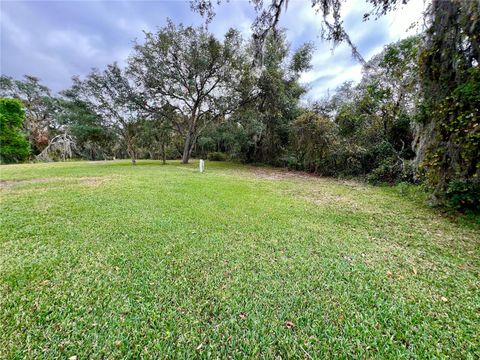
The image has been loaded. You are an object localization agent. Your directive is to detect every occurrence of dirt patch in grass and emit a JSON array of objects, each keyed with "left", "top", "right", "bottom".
[
  {"left": 245, "top": 167, "right": 367, "bottom": 190},
  {"left": 232, "top": 166, "right": 374, "bottom": 211},
  {"left": 0, "top": 176, "right": 115, "bottom": 189},
  {"left": 245, "top": 167, "right": 317, "bottom": 181},
  {"left": 0, "top": 178, "right": 54, "bottom": 188}
]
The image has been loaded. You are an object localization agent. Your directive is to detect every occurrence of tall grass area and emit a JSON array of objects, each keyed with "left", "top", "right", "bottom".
[{"left": 1, "top": 160, "right": 479, "bottom": 358}]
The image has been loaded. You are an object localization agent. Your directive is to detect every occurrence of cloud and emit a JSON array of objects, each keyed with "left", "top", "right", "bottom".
[
  {"left": 0, "top": 0, "right": 422, "bottom": 98},
  {"left": 292, "top": 0, "right": 424, "bottom": 100},
  {"left": 1, "top": 8, "right": 32, "bottom": 49}
]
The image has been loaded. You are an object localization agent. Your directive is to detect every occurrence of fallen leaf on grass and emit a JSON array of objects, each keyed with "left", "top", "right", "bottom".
[
  {"left": 386, "top": 271, "right": 393, "bottom": 277},
  {"left": 239, "top": 312, "right": 247, "bottom": 320},
  {"left": 196, "top": 343, "right": 203, "bottom": 351},
  {"left": 412, "top": 267, "right": 417, "bottom": 275},
  {"left": 441, "top": 296, "right": 448, "bottom": 302}
]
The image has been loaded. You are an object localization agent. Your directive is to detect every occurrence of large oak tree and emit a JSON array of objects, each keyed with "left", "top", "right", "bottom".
[{"left": 128, "top": 22, "right": 246, "bottom": 163}]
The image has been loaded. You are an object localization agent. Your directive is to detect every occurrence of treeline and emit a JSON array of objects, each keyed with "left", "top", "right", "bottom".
[
  {"left": 0, "top": 24, "right": 312, "bottom": 167},
  {"left": 0, "top": 1, "right": 478, "bottom": 211}
]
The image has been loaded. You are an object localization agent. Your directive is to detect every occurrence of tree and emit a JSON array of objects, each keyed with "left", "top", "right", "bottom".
[
  {"left": 128, "top": 22, "right": 246, "bottom": 163},
  {"left": 288, "top": 37, "right": 420, "bottom": 179},
  {"left": 74, "top": 63, "right": 142, "bottom": 165},
  {"left": 55, "top": 90, "right": 115, "bottom": 160},
  {"left": 415, "top": 0, "right": 480, "bottom": 208},
  {"left": 290, "top": 111, "right": 337, "bottom": 173},
  {"left": 376, "top": 36, "right": 419, "bottom": 156},
  {"left": 0, "top": 75, "right": 54, "bottom": 153},
  {"left": 0, "top": 98, "right": 30, "bottom": 163},
  {"left": 137, "top": 114, "right": 174, "bottom": 165},
  {"left": 36, "top": 133, "right": 76, "bottom": 162},
  {"left": 231, "top": 33, "right": 312, "bottom": 164}
]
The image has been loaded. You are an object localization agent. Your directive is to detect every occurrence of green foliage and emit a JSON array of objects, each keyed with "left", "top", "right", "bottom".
[
  {"left": 289, "top": 111, "right": 337, "bottom": 173},
  {"left": 288, "top": 37, "right": 419, "bottom": 183},
  {"left": 0, "top": 75, "right": 54, "bottom": 154},
  {"left": 418, "top": 64, "right": 480, "bottom": 210},
  {"left": 446, "top": 179, "right": 480, "bottom": 212},
  {"left": 74, "top": 63, "right": 144, "bottom": 164},
  {"left": 135, "top": 116, "right": 174, "bottom": 163},
  {"left": 129, "top": 22, "right": 247, "bottom": 164},
  {"left": 229, "top": 32, "right": 311, "bottom": 165},
  {"left": 415, "top": 0, "right": 479, "bottom": 211},
  {"left": 0, "top": 98, "right": 30, "bottom": 163},
  {"left": 56, "top": 91, "right": 115, "bottom": 160},
  {"left": 207, "top": 151, "right": 227, "bottom": 161},
  {"left": 367, "top": 158, "right": 417, "bottom": 185},
  {"left": 196, "top": 121, "right": 245, "bottom": 159}
]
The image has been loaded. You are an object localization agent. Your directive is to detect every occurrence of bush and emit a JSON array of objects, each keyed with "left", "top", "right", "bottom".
[
  {"left": 289, "top": 112, "right": 337, "bottom": 174},
  {"left": 286, "top": 155, "right": 300, "bottom": 170},
  {"left": 207, "top": 152, "right": 227, "bottom": 161},
  {"left": 367, "top": 157, "right": 402, "bottom": 185},
  {"left": 445, "top": 179, "right": 480, "bottom": 212},
  {"left": 0, "top": 98, "right": 30, "bottom": 163},
  {"left": 367, "top": 158, "right": 419, "bottom": 185}
]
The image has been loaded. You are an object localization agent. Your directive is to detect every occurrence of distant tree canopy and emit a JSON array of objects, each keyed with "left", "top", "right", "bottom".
[
  {"left": 0, "top": 98, "right": 30, "bottom": 163},
  {"left": 55, "top": 89, "right": 115, "bottom": 161},
  {"left": 226, "top": 32, "right": 312, "bottom": 164},
  {"left": 74, "top": 63, "right": 142, "bottom": 164}
]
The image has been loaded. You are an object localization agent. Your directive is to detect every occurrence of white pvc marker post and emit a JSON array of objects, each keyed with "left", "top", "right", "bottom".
[{"left": 199, "top": 159, "right": 205, "bottom": 173}]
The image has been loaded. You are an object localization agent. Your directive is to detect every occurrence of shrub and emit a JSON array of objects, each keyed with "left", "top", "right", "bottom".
[
  {"left": 290, "top": 112, "right": 337, "bottom": 174},
  {"left": 367, "top": 157, "right": 418, "bottom": 185},
  {"left": 445, "top": 179, "right": 480, "bottom": 212},
  {"left": 0, "top": 98, "right": 30, "bottom": 163},
  {"left": 367, "top": 157, "right": 402, "bottom": 185},
  {"left": 207, "top": 152, "right": 227, "bottom": 161}
]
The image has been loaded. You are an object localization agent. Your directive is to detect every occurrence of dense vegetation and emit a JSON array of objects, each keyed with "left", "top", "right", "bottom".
[
  {"left": 1, "top": 160, "right": 479, "bottom": 357},
  {"left": 0, "top": 0, "right": 478, "bottom": 211},
  {"left": 0, "top": 98, "right": 30, "bottom": 163}
]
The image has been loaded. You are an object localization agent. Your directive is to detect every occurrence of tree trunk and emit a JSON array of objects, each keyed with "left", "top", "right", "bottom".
[
  {"left": 182, "top": 109, "right": 200, "bottom": 164},
  {"left": 162, "top": 142, "right": 166, "bottom": 165},
  {"left": 182, "top": 122, "right": 196, "bottom": 164},
  {"left": 188, "top": 138, "right": 196, "bottom": 160},
  {"left": 129, "top": 150, "right": 136, "bottom": 165},
  {"left": 182, "top": 131, "right": 192, "bottom": 164},
  {"left": 127, "top": 141, "right": 136, "bottom": 165}
]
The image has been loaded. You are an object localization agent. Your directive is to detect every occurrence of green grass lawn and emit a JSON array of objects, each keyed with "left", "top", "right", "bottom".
[{"left": 1, "top": 160, "right": 479, "bottom": 358}]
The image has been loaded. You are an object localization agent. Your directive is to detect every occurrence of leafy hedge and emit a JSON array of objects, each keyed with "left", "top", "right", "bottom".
[
  {"left": 207, "top": 152, "right": 228, "bottom": 161},
  {"left": 0, "top": 98, "right": 30, "bottom": 164}
]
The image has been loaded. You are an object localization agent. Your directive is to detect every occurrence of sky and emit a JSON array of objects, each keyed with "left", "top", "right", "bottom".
[{"left": 0, "top": 0, "right": 426, "bottom": 100}]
